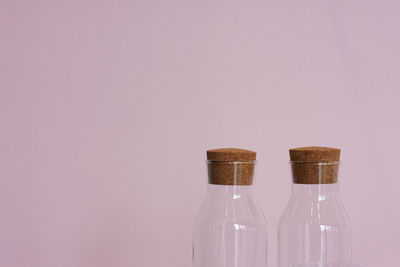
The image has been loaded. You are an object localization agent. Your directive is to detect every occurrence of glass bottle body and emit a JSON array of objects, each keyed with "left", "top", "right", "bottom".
[
  {"left": 194, "top": 184, "right": 267, "bottom": 267},
  {"left": 278, "top": 164, "right": 351, "bottom": 267},
  {"left": 193, "top": 160, "right": 267, "bottom": 267}
]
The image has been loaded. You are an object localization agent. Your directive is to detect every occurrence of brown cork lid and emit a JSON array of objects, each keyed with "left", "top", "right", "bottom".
[
  {"left": 289, "top": 146, "right": 341, "bottom": 184},
  {"left": 289, "top": 146, "right": 340, "bottom": 162},
  {"left": 207, "top": 148, "right": 256, "bottom": 161},
  {"left": 207, "top": 148, "right": 256, "bottom": 185}
]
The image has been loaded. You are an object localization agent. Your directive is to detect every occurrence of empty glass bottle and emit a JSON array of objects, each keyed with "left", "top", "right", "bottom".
[
  {"left": 278, "top": 147, "right": 351, "bottom": 267},
  {"left": 193, "top": 148, "right": 267, "bottom": 267}
]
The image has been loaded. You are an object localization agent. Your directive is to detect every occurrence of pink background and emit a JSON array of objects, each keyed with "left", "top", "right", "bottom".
[{"left": 1, "top": 1, "right": 399, "bottom": 267}]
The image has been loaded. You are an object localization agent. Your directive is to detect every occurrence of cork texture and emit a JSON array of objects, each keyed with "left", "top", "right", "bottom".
[
  {"left": 289, "top": 146, "right": 340, "bottom": 162},
  {"left": 207, "top": 148, "right": 256, "bottom": 185},
  {"left": 207, "top": 148, "right": 256, "bottom": 161},
  {"left": 289, "top": 146, "right": 340, "bottom": 184}
]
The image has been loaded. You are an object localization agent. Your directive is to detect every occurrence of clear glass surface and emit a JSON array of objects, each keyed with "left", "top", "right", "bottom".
[
  {"left": 294, "top": 264, "right": 362, "bottom": 267},
  {"left": 193, "top": 162, "right": 267, "bottom": 267},
  {"left": 278, "top": 162, "right": 352, "bottom": 267}
]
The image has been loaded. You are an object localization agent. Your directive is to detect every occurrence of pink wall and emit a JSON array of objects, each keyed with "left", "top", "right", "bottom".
[{"left": 1, "top": 1, "right": 399, "bottom": 266}]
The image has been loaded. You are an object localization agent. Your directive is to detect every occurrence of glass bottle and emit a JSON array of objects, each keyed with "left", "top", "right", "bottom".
[
  {"left": 278, "top": 147, "right": 351, "bottom": 267},
  {"left": 193, "top": 148, "right": 267, "bottom": 267}
]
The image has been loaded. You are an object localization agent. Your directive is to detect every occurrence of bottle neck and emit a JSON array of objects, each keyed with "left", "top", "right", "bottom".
[
  {"left": 291, "top": 183, "right": 340, "bottom": 200},
  {"left": 206, "top": 184, "right": 253, "bottom": 200}
]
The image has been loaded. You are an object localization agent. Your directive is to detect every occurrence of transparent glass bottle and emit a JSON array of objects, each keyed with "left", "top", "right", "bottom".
[
  {"left": 193, "top": 148, "right": 267, "bottom": 267},
  {"left": 278, "top": 147, "right": 352, "bottom": 267}
]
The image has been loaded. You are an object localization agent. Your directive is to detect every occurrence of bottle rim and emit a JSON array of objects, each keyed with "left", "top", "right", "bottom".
[
  {"left": 206, "top": 160, "right": 257, "bottom": 164},
  {"left": 289, "top": 161, "right": 341, "bottom": 166}
]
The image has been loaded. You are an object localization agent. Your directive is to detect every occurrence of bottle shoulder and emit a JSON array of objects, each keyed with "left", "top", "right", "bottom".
[
  {"left": 195, "top": 196, "right": 266, "bottom": 228},
  {"left": 279, "top": 196, "right": 351, "bottom": 227}
]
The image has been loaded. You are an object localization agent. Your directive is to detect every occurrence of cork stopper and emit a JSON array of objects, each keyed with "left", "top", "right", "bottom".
[
  {"left": 289, "top": 146, "right": 341, "bottom": 184},
  {"left": 207, "top": 148, "right": 256, "bottom": 185}
]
